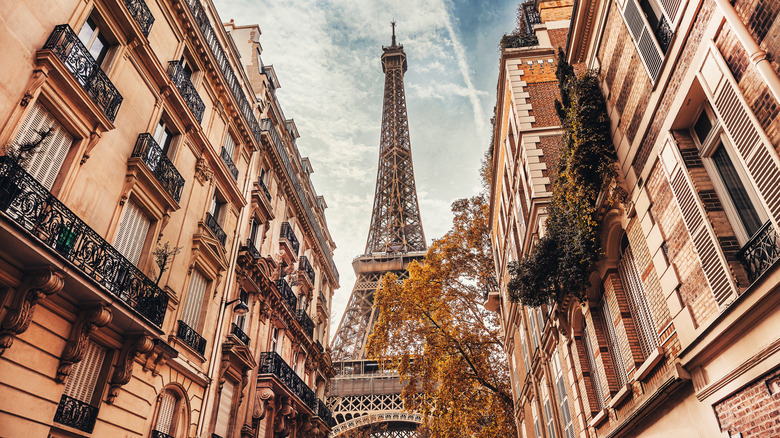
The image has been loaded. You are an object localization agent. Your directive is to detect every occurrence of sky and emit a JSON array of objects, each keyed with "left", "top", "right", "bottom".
[{"left": 212, "top": 0, "right": 519, "bottom": 335}]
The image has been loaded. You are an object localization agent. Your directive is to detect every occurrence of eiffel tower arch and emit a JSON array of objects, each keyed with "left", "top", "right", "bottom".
[{"left": 328, "top": 23, "right": 426, "bottom": 438}]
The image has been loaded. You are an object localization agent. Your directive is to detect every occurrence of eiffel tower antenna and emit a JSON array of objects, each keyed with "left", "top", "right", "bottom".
[{"left": 328, "top": 22, "right": 426, "bottom": 436}]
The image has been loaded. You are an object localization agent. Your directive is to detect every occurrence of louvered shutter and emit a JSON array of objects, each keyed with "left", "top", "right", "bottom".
[
  {"left": 553, "top": 355, "right": 576, "bottom": 438},
  {"left": 63, "top": 340, "right": 106, "bottom": 404},
  {"left": 659, "top": 137, "right": 738, "bottom": 307},
  {"left": 618, "top": 0, "right": 667, "bottom": 82},
  {"left": 13, "top": 102, "right": 73, "bottom": 190},
  {"left": 601, "top": 298, "right": 629, "bottom": 385},
  {"left": 214, "top": 380, "right": 234, "bottom": 437},
  {"left": 114, "top": 201, "right": 151, "bottom": 265},
  {"left": 527, "top": 308, "right": 540, "bottom": 349},
  {"left": 541, "top": 376, "right": 556, "bottom": 438},
  {"left": 583, "top": 321, "right": 605, "bottom": 409},
  {"left": 181, "top": 270, "right": 207, "bottom": 328},
  {"left": 155, "top": 391, "right": 176, "bottom": 434},
  {"left": 618, "top": 244, "right": 661, "bottom": 357},
  {"left": 532, "top": 402, "right": 542, "bottom": 438}
]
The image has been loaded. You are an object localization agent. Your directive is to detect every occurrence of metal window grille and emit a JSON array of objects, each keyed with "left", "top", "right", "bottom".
[
  {"left": 155, "top": 390, "right": 177, "bottom": 434},
  {"left": 618, "top": 241, "right": 660, "bottom": 358}
]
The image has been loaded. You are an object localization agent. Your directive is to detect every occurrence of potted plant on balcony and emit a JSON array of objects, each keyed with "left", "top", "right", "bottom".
[{"left": 0, "top": 127, "right": 53, "bottom": 211}]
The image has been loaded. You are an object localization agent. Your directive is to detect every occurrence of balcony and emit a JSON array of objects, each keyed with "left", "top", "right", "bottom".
[
  {"left": 655, "top": 15, "right": 673, "bottom": 54},
  {"left": 167, "top": 61, "right": 205, "bottom": 123},
  {"left": 43, "top": 24, "right": 123, "bottom": 123},
  {"left": 296, "top": 309, "right": 315, "bottom": 338},
  {"left": 315, "top": 399, "right": 336, "bottom": 428},
  {"left": 520, "top": 1, "right": 541, "bottom": 35},
  {"left": 241, "top": 238, "right": 261, "bottom": 260},
  {"left": 0, "top": 157, "right": 168, "bottom": 326},
  {"left": 275, "top": 278, "right": 298, "bottom": 311},
  {"left": 176, "top": 320, "right": 206, "bottom": 356},
  {"left": 258, "top": 178, "right": 272, "bottom": 201},
  {"left": 124, "top": 0, "right": 155, "bottom": 37},
  {"left": 315, "top": 339, "right": 325, "bottom": 353},
  {"left": 131, "top": 133, "right": 185, "bottom": 202},
  {"left": 205, "top": 212, "right": 227, "bottom": 246},
  {"left": 151, "top": 431, "right": 174, "bottom": 438},
  {"left": 279, "top": 222, "right": 300, "bottom": 261},
  {"left": 220, "top": 147, "right": 239, "bottom": 181},
  {"left": 258, "top": 351, "right": 316, "bottom": 411},
  {"left": 231, "top": 322, "right": 250, "bottom": 346},
  {"left": 298, "top": 255, "right": 316, "bottom": 287},
  {"left": 53, "top": 395, "right": 98, "bottom": 433},
  {"left": 737, "top": 221, "right": 780, "bottom": 284}
]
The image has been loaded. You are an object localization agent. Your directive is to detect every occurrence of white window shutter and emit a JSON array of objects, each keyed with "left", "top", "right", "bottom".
[
  {"left": 14, "top": 102, "right": 73, "bottom": 190},
  {"left": 63, "top": 340, "right": 106, "bottom": 404},
  {"left": 214, "top": 380, "right": 234, "bottom": 437},
  {"left": 114, "top": 201, "right": 151, "bottom": 266},
  {"left": 181, "top": 270, "right": 207, "bottom": 328},
  {"left": 155, "top": 391, "right": 176, "bottom": 433}
]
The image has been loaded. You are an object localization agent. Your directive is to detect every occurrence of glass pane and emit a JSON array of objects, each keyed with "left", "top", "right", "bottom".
[
  {"left": 693, "top": 110, "right": 712, "bottom": 145},
  {"left": 78, "top": 19, "right": 97, "bottom": 47},
  {"left": 712, "top": 144, "right": 763, "bottom": 237}
]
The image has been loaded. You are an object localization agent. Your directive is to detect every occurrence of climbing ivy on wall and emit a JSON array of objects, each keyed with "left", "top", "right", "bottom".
[{"left": 508, "top": 49, "right": 620, "bottom": 307}]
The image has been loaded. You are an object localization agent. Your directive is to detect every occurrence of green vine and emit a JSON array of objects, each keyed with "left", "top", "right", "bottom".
[{"left": 507, "top": 49, "right": 619, "bottom": 307}]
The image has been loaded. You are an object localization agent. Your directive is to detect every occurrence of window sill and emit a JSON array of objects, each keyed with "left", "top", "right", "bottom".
[
  {"left": 636, "top": 347, "right": 665, "bottom": 380},
  {"left": 588, "top": 408, "right": 608, "bottom": 428},
  {"left": 608, "top": 383, "right": 633, "bottom": 408}
]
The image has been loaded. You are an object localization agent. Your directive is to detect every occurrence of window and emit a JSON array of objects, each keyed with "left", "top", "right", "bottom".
[
  {"left": 222, "top": 133, "right": 236, "bottom": 158},
  {"left": 617, "top": 235, "right": 660, "bottom": 358},
  {"left": 13, "top": 101, "right": 74, "bottom": 190},
  {"left": 527, "top": 308, "right": 540, "bottom": 350},
  {"left": 692, "top": 107, "right": 766, "bottom": 243},
  {"left": 552, "top": 354, "right": 575, "bottom": 438},
  {"left": 55, "top": 340, "right": 107, "bottom": 432},
  {"left": 518, "top": 321, "right": 531, "bottom": 372},
  {"left": 531, "top": 401, "right": 542, "bottom": 438},
  {"left": 178, "top": 56, "right": 194, "bottom": 80},
  {"left": 181, "top": 270, "right": 208, "bottom": 331},
  {"left": 600, "top": 296, "right": 628, "bottom": 386},
  {"left": 583, "top": 319, "right": 606, "bottom": 410},
  {"left": 114, "top": 201, "right": 151, "bottom": 265},
  {"left": 154, "top": 389, "right": 185, "bottom": 437},
  {"left": 541, "top": 376, "right": 557, "bottom": 438},
  {"left": 154, "top": 118, "right": 175, "bottom": 155},
  {"left": 78, "top": 16, "right": 110, "bottom": 65},
  {"left": 234, "top": 289, "right": 248, "bottom": 331},
  {"left": 209, "top": 194, "right": 226, "bottom": 223},
  {"left": 213, "top": 380, "right": 235, "bottom": 438},
  {"left": 249, "top": 217, "right": 261, "bottom": 249},
  {"left": 270, "top": 326, "right": 284, "bottom": 355}
]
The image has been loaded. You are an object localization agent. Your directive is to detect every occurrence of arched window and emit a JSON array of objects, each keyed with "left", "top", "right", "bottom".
[
  {"left": 617, "top": 234, "right": 660, "bottom": 358},
  {"left": 152, "top": 387, "right": 188, "bottom": 438}
]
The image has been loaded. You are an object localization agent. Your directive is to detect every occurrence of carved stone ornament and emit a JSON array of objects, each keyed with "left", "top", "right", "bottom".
[
  {"left": 106, "top": 334, "right": 154, "bottom": 403},
  {"left": 194, "top": 156, "right": 213, "bottom": 184},
  {"left": 273, "top": 396, "right": 296, "bottom": 437},
  {"left": 252, "top": 386, "right": 276, "bottom": 425},
  {"left": 0, "top": 269, "right": 65, "bottom": 356},
  {"left": 56, "top": 305, "right": 112, "bottom": 382}
]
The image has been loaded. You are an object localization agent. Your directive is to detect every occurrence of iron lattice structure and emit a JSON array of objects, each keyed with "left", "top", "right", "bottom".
[{"left": 329, "top": 24, "right": 425, "bottom": 437}]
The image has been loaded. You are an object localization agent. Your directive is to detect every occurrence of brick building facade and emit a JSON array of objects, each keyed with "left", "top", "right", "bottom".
[
  {"left": 488, "top": 0, "right": 780, "bottom": 437},
  {"left": 0, "top": 1, "right": 338, "bottom": 437}
]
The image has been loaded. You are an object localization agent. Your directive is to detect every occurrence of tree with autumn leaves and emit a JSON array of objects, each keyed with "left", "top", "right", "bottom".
[{"left": 365, "top": 195, "right": 516, "bottom": 437}]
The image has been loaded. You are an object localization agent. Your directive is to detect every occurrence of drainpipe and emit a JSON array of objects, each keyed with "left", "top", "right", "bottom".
[
  {"left": 196, "top": 148, "right": 257, "bottom": 437},
  {"left": 714, "top": 0, "right": 780, "bottom": 104}
]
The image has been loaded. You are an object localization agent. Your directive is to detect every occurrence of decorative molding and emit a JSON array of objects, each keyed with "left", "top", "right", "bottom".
[
  {"left": 273, "top": 395, "right": 297, "bottom": 437},
  {"left": 56, "top": 306, "right": 112, "bottom": 382},
  {"left": 194, "top": 155, "right": 213, "bottom": 184},
  {"left": 106, "top": 334, "right": 154, "bottom": 403},
  {"left": 252, "top": 384, "right": 275, "bottom": 426},
  {"left": 0, "top": 269, "right": 64, "bottom": 356}
]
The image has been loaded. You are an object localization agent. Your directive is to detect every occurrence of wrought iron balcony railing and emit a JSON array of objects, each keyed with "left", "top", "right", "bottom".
[
  {"left": 242, "top": 238, "right": 261, "bottom": 260},
  {"left": 205, "top": 212, "right": 227, "bottom": 246},
  {"left": 231, "top": 322, "right": 250, "bottom": 346},
  {"left": 124, "top": 0, "right": 155, "bottom": 37},
  {"left": 315, "top": 339, "right": 324, "bottom": 353},
  {"left": 737, "top": 221, "right": 780, "bottom": 284},
  {"left": 211, "top": 434, "right": 223, "bottom": 438},
  {"left": 520, "top": 1, "right": 541, "bottom": 35},
  {"left": 296, "top": 309, "right": 314, "bottom": 338},
  {"left": 298, "top": 256, "right": 316, "bottom": 285},
  {"left": 275, "top": 278, "right": 298, "bottom": 311},
  {"left": 53, "top": 395, "right": 99, "bottom": 433},
  {"left": 280, "top": 221, "right": 300, "bottom": 256},
  {"left": 0, "top": 157, "right": 168, "bottom": 326},
  {"left": 167, "top": 60, "right": 205, "bottom": 123},
  {"left": 258, "top": 351, "right": 316, "bottom": 411},
  {"left": 43, "top": 25, "right": 123, "bottom": 123},
  {"left": 220, "top": 147, "right": 239, "bottom": 181},
  {"left": 151, "top": 431, "right": 175, "bottom": 438},
  {"left": 132, "top": 133, "right": 185, "bottom": 202},
  {"left": 316, "top": 399, "right": 336, "bottom": 427},
  {"left": 257, "top": 177, "right": 272, "bottom": 201},
  {"left": 184, "top": 0, "right": 262, "bottom": 144},
  {"left": 176, "top": 320, "right": 206, "bottom": 355}
]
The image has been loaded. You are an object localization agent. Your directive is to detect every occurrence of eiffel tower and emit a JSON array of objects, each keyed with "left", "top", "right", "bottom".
[{"left": 328, "top": 23, "right": 426, "bottom": 437}]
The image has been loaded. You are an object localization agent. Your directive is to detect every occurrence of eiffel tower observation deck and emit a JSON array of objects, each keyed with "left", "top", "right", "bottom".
[{"left": 328, "top": 23, "right": 426, "bottom": 437}]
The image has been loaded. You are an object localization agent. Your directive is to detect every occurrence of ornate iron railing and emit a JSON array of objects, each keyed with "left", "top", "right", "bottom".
[
  {"left": 124, "top": 0, "right": 154, "bottom": 37},
  {"left": 211, "top": 434, "right": 223, "bottom": 438},
  {"left": 296, "top": 309, "right": 314, "bottom": 338},
  {"left": 275, "top": 278, "right": 297, "bottom": 310},
  {"left": 205, "top": 212, "right": 227, "bottom": 246},
  {"left": 260, "top": 119, "right": 339, "bottom": 283},
  {"left": 220, "top": 146, "right": 239, "bottom": 181},
  {"left": 242, "top": 239, "right": 260, "bottom": 260},
  {"left": 43, "top": 25, "right": 123, "bottom": 123},
  {"left": 316, "top": 399, "right": 336, "bottom": 427},
  {"left": 655, "top": 15, "right": 673, "bottom": 53},
  {"left": 257, "top": 178, "right": 272, "bottom": 201},
  {"left": 151, "top": 431, "right": 175, "bottom": 438},
  {"left": 737, "top": 221, "right": 780, "bottom": 284},
  {"left": 231, "top": 322, "right": 250, "bottom": 346},
  {"left": 280, "top": 221, "right": 299, "bottom": 256},
  {"left": 132, "top": 133, "right": 185, "bottom": 202},
  {"left": 176, "top": 320, "right": 206, "bottom": 355},
  {"left": 520, "top": 1, "right": 541, "bottom": 35},
  {"left": 258, "top": 351, "right": 316, "bottom": 411},
  {"left": 167, "top": 60, "right": 205, "bottom": 123},
  {"left": 184, "top": 0, "right": 262, "bottom": 144},
  {"left": 53, "top": 395, "right": 99, "bottom": 433},
  {"left": 0, "top": 157, "right": 168, "bottom": 326},
  {"left": 299, "top": 256, "right": 315, "bottom": 285},
  {"left": 315, "top": 339, "right": 324, "bottom": 353}
]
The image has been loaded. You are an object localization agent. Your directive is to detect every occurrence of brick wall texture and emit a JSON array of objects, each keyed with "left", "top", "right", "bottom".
[
  {"left": 714, "top": 367, "right": 780, "bottom": 437},
  {"left": 527, "top": 81, "right": 561, "bottom": 128}
]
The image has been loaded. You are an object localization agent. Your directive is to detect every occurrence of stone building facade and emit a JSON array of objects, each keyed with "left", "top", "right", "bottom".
[
  {"left": 489, "top": 0, "right": 780, "bottom": 437},
  {"left": 0, "top": 1, "right": 338, "bottom": 438}
]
